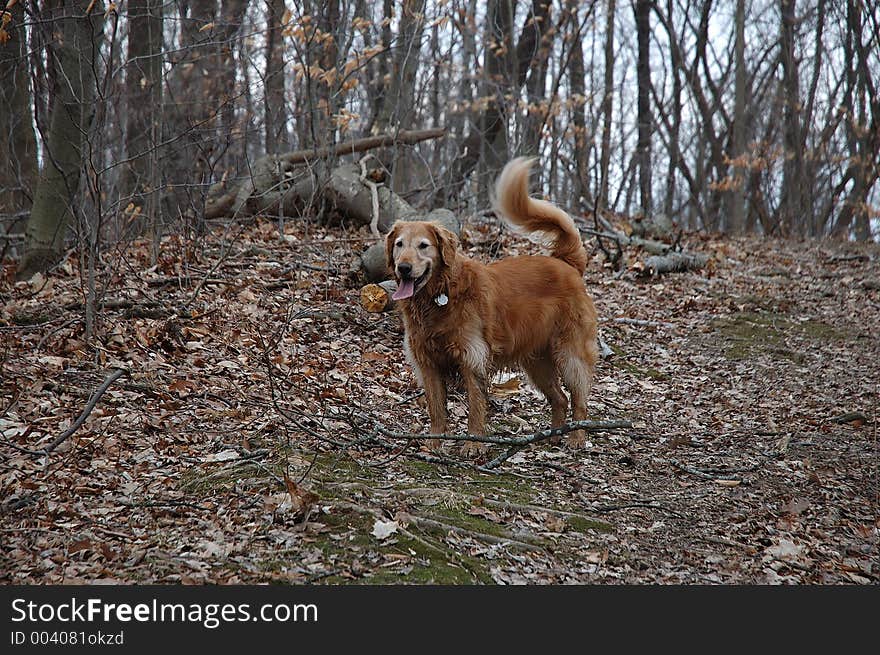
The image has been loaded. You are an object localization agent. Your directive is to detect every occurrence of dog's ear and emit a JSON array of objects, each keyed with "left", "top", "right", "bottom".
[
  {"left": 431, "top": 225, "right": 459, "bottom": 267},
  {"left": 385, "top": 223, "right": 402, "bottom": 274}
]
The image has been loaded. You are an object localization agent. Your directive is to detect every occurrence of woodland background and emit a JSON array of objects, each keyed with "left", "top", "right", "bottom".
[
  {"left": 0, "top": 1, "right": 878, "bottom": 584},
  {"left": 2, "top": 0, "right": 880, "bottom": 273}
]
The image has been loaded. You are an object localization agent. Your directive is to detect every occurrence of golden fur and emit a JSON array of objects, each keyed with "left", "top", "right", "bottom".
[{"left": 386, "top": 158, "right": 598, "bottom": 455}]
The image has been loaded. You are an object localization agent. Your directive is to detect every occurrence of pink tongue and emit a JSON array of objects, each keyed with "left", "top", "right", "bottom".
[{"left": 392, "top": 279, "right": 415, "bottom": 300}]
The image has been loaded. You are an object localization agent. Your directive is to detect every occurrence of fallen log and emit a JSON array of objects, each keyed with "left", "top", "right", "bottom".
[
  {"left": 360, "top": 280, "right": 398, "bottom": 313},
  {"left": 585, "top": 228, "right": 671, "bottom": 256},
  {"left": 643, "top": 251, "right": 708, "bottom": 275},
  {"left": 205, "top": 128, "right": 446, "bottom": 221}
]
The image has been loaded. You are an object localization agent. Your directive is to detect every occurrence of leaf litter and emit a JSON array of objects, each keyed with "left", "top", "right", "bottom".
[{"left": 0, "top": 219, "right": 878, "bottom": 584}]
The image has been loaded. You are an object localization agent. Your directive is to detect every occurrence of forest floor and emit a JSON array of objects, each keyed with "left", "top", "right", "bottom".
[{"left": 1, "top": 215, "right": 878, "bottom": 584}]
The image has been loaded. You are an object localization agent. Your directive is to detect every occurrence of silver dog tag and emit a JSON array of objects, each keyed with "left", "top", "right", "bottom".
[{"left": 434, "top": 293, "right": 448, "bottom": 306}]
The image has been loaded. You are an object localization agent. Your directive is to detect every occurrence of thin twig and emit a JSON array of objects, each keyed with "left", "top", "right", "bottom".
[
  {"left": 670, "top": 459, "right": 744, "bottom": 482},
  {"left": 402, "top": 513, "right": 546, "bottom": 552},
  {"left": 37, "top": 368, "right": 127, "bottom": 456},
  {"left": 400, "top": 488, "right": 612, "bottom": 531},
  {"left": 372, "top": 419, "right": 632, "bottom": 447},
  {"left": 588, "top": 502, "right": 687, "bottom": 519},
  {"left": 359, "top": 155, "right": 382, "bottom": 238},
  {"left": 612, "top": 317, "right": 675, "bottom": 328}
]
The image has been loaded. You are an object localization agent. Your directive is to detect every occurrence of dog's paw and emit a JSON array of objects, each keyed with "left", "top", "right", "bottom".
[
  {"left": 460, "top": 440, "right": 489, "bottom": 457},
  {"left": 565, "top": 431, "right": 586, "bottom": 449},
  {"left": 423, "top": 438, "right": 442, "bottom": 452}
]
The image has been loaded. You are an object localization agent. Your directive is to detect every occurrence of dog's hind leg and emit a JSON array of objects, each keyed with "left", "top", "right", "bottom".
[
  {"left": 556, "top": 342, "right": 597, "bottom": 448},
  {"left": 523, "top": 355, "right": 568, "bottom": 442}
]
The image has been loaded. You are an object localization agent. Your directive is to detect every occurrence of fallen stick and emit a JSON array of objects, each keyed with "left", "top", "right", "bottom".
[
  {"left": 38, "top": 368, "right": 127, "bottom": 456},
  {"left": 372, "top": 419, "right": 632, "bottom": 447},
  {"left": 612, "top": 317, "right": 675, "bottom": 328},
  {"left": 400, "top": 488, "right": 613, "bottom": 532},
  {"left": 397, "top": 512, "right": 545, "bottom": 552},
  {"left": 330, "top": 500, "right": 543, "bottom": 552},
  {"left": 588, "top": 501, "right": 687, "bottom": 519},
  {"left": 669, "top": 459, "right": 744, "bottom": 482}
]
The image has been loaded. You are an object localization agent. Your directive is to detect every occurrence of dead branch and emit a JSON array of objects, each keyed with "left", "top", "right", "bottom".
[
  {"left": 329, "top": 499, "right": 544, "bottom": 552},
  {"left": 829, "top": 411, "right": 869, "bottom": 424},
  {"left": 62, "top": 298, "right": 164, "bottom": 311},
  {"left": 588, "top": 501, "right": 687, "bottom": 519},
  {"left": 583, "top": 218, "right": 708, "bottom": 278},
  {"left": 38, "top": 368, "right": 127, "bottom": 456},
  {"left": 277, "top": 128, "right": 446, "bottom": 166},
  {"left": 400, "top": 488, "right": 613, "bottom": 532},
  {"left": 398, "top": 512, "right": 546, "bottom": 552},
  {"left": 612, "top": 317, "right": 676, "bottom": 328},
  {"left": 372, "top": 419, "right": 632, "bottom": 447},
  {"left": 669, "top": 459, "right": 744, "bottom": 482}
]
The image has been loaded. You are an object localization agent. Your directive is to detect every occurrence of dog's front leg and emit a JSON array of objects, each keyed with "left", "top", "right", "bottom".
[
  {"left": 421, "top": 367, "right": 447, "bottom": 451},
  {"left": 461, "top": 369, "right": 490, "bottom": 457}
]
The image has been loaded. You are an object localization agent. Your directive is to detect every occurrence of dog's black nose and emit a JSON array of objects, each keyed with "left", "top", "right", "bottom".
[{"left": 397, "top": 262, "right": 412, "bottom": 278}]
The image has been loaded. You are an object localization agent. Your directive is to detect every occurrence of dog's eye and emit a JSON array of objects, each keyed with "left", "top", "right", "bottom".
[
  {"left": 418, "top": 243, "right": 429, "bottom": 250},
  {"left": 395, "top": 240, "right": 403, "bottom": 248}
]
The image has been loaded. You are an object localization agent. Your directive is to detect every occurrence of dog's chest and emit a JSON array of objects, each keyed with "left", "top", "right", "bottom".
[{"left": 402, "top": 310, "right": 490, "bottom": 373}]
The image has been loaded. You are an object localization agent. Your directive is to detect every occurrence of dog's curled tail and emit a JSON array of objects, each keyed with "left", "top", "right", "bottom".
[{"left": 493, "top": 157, "right": 587, "bottom": 275}]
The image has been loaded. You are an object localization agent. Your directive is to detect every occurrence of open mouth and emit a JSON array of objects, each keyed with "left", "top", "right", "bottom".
[{"left": 392, "top": 267, "right": 431, "bottom": 300}]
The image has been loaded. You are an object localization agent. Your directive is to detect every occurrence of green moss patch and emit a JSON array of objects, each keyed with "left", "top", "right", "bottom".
[{"left": 711, "top": 311, "right": 846, "bottom": 361}]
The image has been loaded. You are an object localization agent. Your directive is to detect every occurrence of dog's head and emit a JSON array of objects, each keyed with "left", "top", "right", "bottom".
[{"left": 385, "top": 221, "right": 458, "bottom": 301}]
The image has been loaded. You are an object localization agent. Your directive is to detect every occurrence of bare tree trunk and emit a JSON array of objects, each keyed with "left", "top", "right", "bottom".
[
  {"left": 565, "top": 0, "right": 591, "bottom": 208},
  {"left": 477, "top": 0, "right": 516, "bottom": 206},
  {"left": 598, "top": 0, "right": 615, "bottom": 209},
  {"left": 779, "top": 0, "right": 806, "bottom": 236},
  {"left": 727, "top": 0, "right": 747, "bottom": 234},
  {"left": 522, "top": 0, "right": 554, "bottom": 162},
  {"left": 634, "top": 0, "right": 652, "bottom": 216},
  {"left": 655, "top": 1, "right": 678, "bottom": 220},
  {"left": 833, "top": 0, "right": 879, "bottom": 241},
  {"left": 19, "top": 0, "right": 103, "bottom": 279},
  {"left": 375, "top": 0, "right": 426, "bottom": 133},
  {"left": 375, "top": 0, "right": 427, "bottom": 192},
  {"left": 28, "top": 1, "right": 57, "bottom": 157},
  {"left": 121, "top": 0, "right": 163, "bottom": 236},
  {"left": 365, "top": 0, "right": 394, "bottom": 134},
  {"left": 163, "top": 0, "right": 218, "bottom": 228},
  {"left": 218, "top": 0, "right": 249, "bottom": 171},
  {"left": 302, "top": 0, "right": 340, "bottom": 152},
  {"left": 450, "top": 0, "right": 478, "bottom": 150},
  {"left": 0, "top": 0, "right": 38, "bottom": 239},
  {"left": 430, "top": 17, "right": 442, "bottom": 171},
  {"left": 435, "top": 0, "right": 552, "bottom": 207},
  {"left": 264, "top": 0, "right": 288, "bottom": 154},
  {"left": 802, "top": 0, "right": 826, "bottom": 236}
]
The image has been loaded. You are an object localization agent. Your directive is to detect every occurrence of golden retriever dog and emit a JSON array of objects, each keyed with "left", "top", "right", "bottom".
[{"left": 386, "top": 158, "right": 598, "bottom": 455}]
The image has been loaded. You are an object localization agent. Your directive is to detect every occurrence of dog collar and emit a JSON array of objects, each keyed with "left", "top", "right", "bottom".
[{"left": 434, "top": 293, "right": 448, "bottom": 307}]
